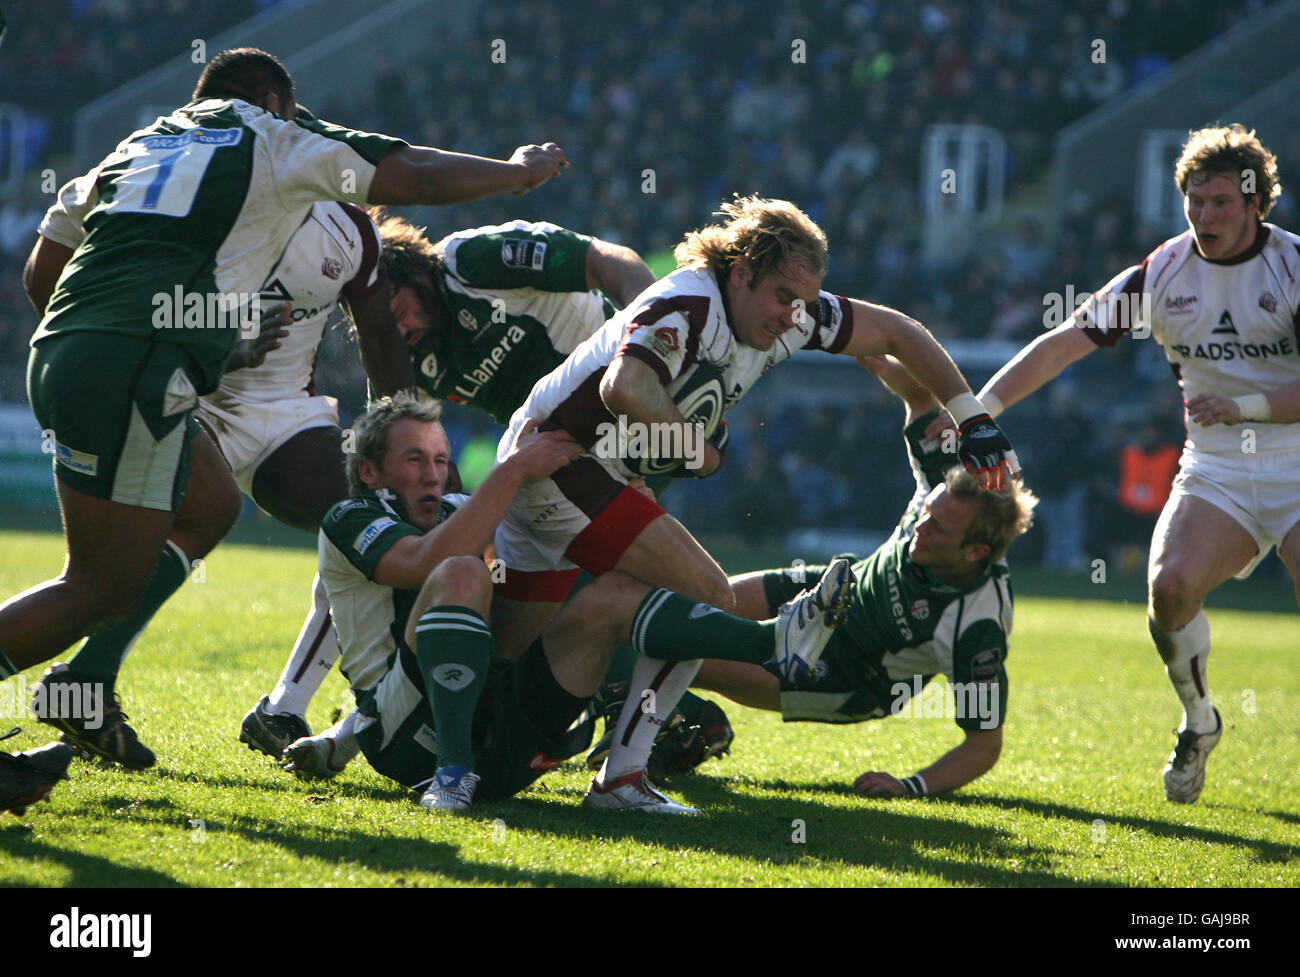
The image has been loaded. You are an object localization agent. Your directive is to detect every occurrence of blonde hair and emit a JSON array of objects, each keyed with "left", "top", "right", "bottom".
[
  {"left": 674, "top": 194, "right": 828, "bottom": 282},
  {"left": 1174, "top": 124, "right": 1280, "bottom": 219},
  {"left": 346, "top": 391, "right": 443, "bottom": 495},
  {"left": 945, "top": 467, "right": 1038, "bottom": 562}
]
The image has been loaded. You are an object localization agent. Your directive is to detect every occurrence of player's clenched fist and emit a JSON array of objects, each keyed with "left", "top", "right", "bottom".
[
  {"left": 957, "top": 413, "right": 1021, "bottom": 491},
  {"left": 509, "top": 142, "right": 569, "bottom": 193}
]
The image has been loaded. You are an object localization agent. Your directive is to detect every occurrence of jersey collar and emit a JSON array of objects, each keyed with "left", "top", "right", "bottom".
[
  {"left": 902, "top": 539, "right": 997, "bottom": 593},
  {"left": 1198, "top": 223, "right": 1269, "bottom": 266},
  {"left": 358, "top": 485, "right": 413, "bottom": 524}
]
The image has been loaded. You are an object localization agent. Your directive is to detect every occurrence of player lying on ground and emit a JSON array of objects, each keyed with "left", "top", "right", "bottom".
[
  {"left": 294, "top": 392, "right": 856, "bottom": 813},
  {"left": 241, "top": 214, "right": 659, "bottom": 765},
  {"left": 0, "top": 46, "right": 567, "bottom": 809},
  {"left": 486, "top": 194, "right": 1021, "bottom": 690},
  {"left": 685, "top": 356, "right": 1037, "bottom": 797},
  {"left": 928, "top": 124, "right": 1300, "bottom": 803}
]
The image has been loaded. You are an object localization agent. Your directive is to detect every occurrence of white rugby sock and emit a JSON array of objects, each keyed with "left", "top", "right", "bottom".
[
  {"left": 1149, "top": 611, "right": 1215, "bottom": 733},
  {"left": 267, "top": 574, "right": 340, "bottom": 718},
  {"left": 599, "top": 654, "right": 702, "bottom": 783},
  {"left": 318, "top": 709, "right": 362, "bottom": 766}
]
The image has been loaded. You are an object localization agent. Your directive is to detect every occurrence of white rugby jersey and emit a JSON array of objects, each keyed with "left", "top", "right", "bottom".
[
  {"left": 500, "top": 266, "right": 854, "bottom": 474},
  {"left": 1071, "top": 224, "right": 1300, "bottom": 454},
  {"left": 216, "top": 201, "right": 383, "bottom": 403}
]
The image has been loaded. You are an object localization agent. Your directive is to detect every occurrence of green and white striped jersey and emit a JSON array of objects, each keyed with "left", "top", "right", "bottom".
[
  {"left": 412, "top": 221, "right": 615, "bottom": 423},
  {"left": 35, "top": 99, "right": 404, "bottom": 393}
]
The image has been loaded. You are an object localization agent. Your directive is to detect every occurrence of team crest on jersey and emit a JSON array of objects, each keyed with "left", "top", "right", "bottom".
[
  {"left": 1165, "top": 294, "right": 1197, "bottom": 316},
  {"left": 321, "top": 258, "right": 343, "bottom": 280},
  {"left": 458, "top": 309, "right": 479, "bottom": 333},
  {"left": 911, "top": 598, "right": 930, "bottom": 620},
  {"left": 1259, "top": 291, "right": 1278, "bottom": 313},
  {"left": 648, "top": 327, "right": 679, "bottom": 358}
]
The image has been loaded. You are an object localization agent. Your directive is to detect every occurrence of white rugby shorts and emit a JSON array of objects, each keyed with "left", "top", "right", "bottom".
[
  {"left": 196, "top": 392, "right": 339, "bottom": 497},
  {"left": 1168, "top": 446, "right": 1300, "bottom": 579}
]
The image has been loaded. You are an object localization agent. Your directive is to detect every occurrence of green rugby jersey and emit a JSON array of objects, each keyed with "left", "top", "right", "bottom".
[
  {"left": 318, "top": 488, "right": 468, "bottom": 693},
  {"left": 781, "top": 411, "right": 1013, "bottom": 731},
  {"left": 411, "top": 221, "right": 616, "bottom": 423},
  {"left": 35, "top": 99, "right": 404, "bottom": 393}
]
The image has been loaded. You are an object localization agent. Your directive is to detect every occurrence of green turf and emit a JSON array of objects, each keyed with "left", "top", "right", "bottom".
[{"left": 1, "top": 530, "right": 1296, "bottom": 887}]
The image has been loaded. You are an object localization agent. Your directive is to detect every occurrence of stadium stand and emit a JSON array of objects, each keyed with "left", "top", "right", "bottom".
[{"left": 0, "top": 0, "right": 1289, "bottom": 565}]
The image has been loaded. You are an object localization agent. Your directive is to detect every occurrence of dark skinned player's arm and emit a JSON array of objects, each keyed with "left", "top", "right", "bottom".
[
  {"left": 346, "top": 281, "right": 416, "bottom": 397},
  {"left": 23, "top": 236, "right": 74, "bottom": 315}
]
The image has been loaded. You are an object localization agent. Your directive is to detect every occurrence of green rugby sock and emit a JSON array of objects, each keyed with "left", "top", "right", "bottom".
[
  {"left": 414, "top": 605, "right": 491, "bottom": 770},
  {"left": 69, "top": 541, "right": 189, "bottom": 691},
  {"left": 629, "top": 590, "right": 773, "bottom": 665}
]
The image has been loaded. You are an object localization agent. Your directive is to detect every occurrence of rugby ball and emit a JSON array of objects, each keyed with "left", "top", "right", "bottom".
[{"left": 624, "top": 361, "right": 727, "bottom": 477}]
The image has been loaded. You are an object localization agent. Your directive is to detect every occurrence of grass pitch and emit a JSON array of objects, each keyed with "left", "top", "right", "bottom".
[{"left": 1, "top": 530, "right": 1296, "bottom": 888}]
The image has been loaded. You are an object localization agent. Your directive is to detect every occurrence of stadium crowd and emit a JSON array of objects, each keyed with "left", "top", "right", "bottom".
[{"left": 0, "top": 0, "right": 1290, "bottom": 565}]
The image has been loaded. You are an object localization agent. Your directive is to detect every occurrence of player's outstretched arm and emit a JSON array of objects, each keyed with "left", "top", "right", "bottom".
[
  {"left": 1188, "top": 378, "right": 1300, "bottom": 427},
  {"left": 840, "top": 299, "right": 1020, "bottom": 487},
  {"left": 22, "top": 236, "right": 74, "bottom": 315},
  {"left": 837, "top": 299, "right": 971, "bottom": 405},
  {"left": 980, "top": 321, "right": 1097, "bottom": 417},
  {"left": 585, "top": 239, "right": 656, "bottom": 308},
  {"left": 371, "top": 424, "right": 584, "bottom": 590},
  {"left": 366, "top": 143, "right": 567, "bottom": 206},
  {"left": 858, "top": 354, "right": 940, "bottom": 426},
  {"left": 854, "top": 726, "right": 1002, "bottom": 797}
]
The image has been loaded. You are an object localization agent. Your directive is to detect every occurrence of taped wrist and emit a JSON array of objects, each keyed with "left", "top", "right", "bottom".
[{"left": 901, "top": 773, "right": 929, "bottom": 796}]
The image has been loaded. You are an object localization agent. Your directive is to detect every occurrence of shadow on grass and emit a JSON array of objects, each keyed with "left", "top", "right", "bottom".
[
  {"left": 146, "top": 763, "right": 414, "bottom": 805},
  {"left": 483, "top": 782, "right": 1121, "bottom": 887},
  {"left": 1, "top": 829, "right": 187, "bottom": 888},
  {"left": 947, "top": 792, "right": 1300, "bottom": 864},
  {"left": 90, "top": 795, "right": 656, "bottom": 887}
]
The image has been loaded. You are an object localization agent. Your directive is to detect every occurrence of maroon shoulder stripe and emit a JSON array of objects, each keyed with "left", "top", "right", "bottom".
[
  {"left": 339, "top": 202, "right": 384, "bottom": 301},
  {"left": 615, "top": 295, "right": 712, "bottom": 381},
  {"left": 1079, "top": 265, "right": 1146, "bottom": 349}
]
